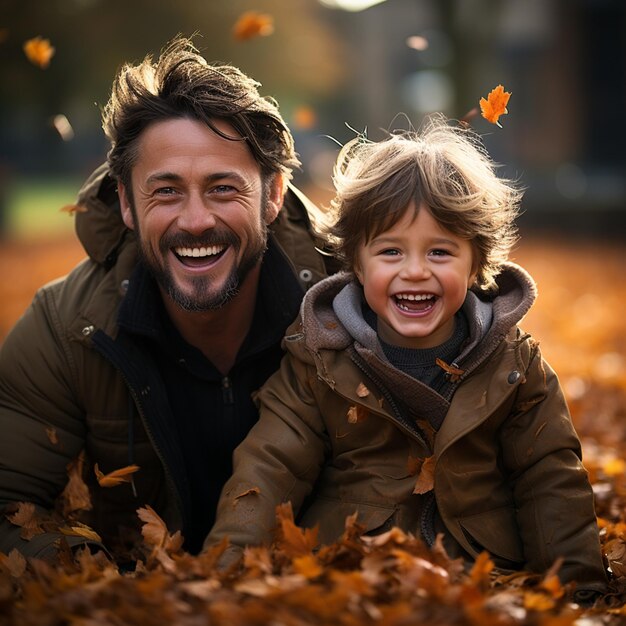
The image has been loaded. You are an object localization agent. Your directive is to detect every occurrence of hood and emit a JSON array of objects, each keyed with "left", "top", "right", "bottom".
[
  {"left": 298, "top": 262, "right": 537, "bottom": 364},
  {"left": 75, "top": 163, "right": 131, "bottom": 267}
]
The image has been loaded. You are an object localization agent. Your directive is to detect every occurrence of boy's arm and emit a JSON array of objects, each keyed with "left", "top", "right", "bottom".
[
  {"left": 500, "top": 343, "right": 607, "bottom": 594},
  {"left": 204, "top": 347, "right": 328, "bottom": 560}
]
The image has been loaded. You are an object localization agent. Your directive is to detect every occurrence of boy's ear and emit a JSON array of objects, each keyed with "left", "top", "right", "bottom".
[
  {"left": 118, "top": 182, "right": 135, "bottom": 231},
  {"left": 263, "top": 174, "right": 286, "bottom": 226},
  {"left": 354, "top": 261, "right": 364, "bottom": 284}
]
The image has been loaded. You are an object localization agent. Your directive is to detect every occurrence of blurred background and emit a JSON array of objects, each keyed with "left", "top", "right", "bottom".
[{"left": 1, "top": 0, "right": 625, "bottom": 239}]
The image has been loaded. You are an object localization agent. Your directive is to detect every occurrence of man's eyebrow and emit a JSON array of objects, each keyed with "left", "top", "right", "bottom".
[{"left": 145, "top": 171, "right": 248, "bottom": 185}]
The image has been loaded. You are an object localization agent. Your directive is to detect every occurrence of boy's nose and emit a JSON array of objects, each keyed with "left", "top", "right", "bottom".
[{"left": 400, "top": 258, "right": 431, "bottom": 280}]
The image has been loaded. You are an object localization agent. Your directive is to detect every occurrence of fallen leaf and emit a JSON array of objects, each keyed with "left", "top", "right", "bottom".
[
  {"left": 275, "top": 502, "right": 319, "bottom": 557},
  {"left": 233, "top": 11, "right": 274, "bottom": 41},
  {"left": 347, "top": 405, "right": 368, "bottom": 424},
  {"left": 60, "top": 523, "right": 102, "bottom": 543},
  {"left": 413, "top": 455, "right": 435, "bottom": 494},
  {"left": 235, "top": 487, "right": 261, "bottom": 500},
  {"left": 469, "top": 551, "right": 494, "bottom": 588},
  {"left": 94, "top": 463, "right": 140, "bottom": 487},
  {"left": 6, "top": 502, "right": 44, "bottom": 540},
  {"left": 23, "top": 36, "right": 55, "bottom": 68},
  {"left": 137, "top": 505, "right": 183, "bottom": 553},
  {"left": 435, "top": 358, "right": 465, "bottom": 382},
  {"left": 61, "top": 451, "right": 92, "bottom": 515},
  {"left": 0, "top": 549, "right": 27, "bottom": 578},
  {"left": 356, "top": 382, "right": 370, "bottom": 398},
  {"left": 479, "top": 84, "right": 511, "bottom": 128}
]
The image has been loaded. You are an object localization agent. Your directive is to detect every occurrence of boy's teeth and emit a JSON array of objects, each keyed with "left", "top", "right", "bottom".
[
  {"left": 396, "top": 293, "right": 433, "bottom": 301},
  {"left": 175, "top": 245, "right": 225, "bottom": 257}
]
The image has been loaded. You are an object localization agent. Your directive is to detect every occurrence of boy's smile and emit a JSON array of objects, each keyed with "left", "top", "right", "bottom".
[{"left": 355, "top": 203, "right": 477, "bottom": 349}]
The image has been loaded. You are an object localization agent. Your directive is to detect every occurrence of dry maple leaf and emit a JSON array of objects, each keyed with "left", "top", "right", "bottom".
[
  {"left": 60, "top": 204, "right": 87, "bottom": 215},
  {"left": 233, "top": 11, "right": 274, "bottom": 41},
  {"left": 6, "top": 502, "right": 44, "bottom": 540},
  {"left": 275, "top": 502, "right": 319, "bottom": 557},
  {"left": 356, "top": 382, "right": 370, "bottom": 398},
  {"left": 479, "top": 84, "right": 511, "bottom": 128},
  {"left": 0, "top": 549, "right": 27, "bottom": 578},
  {"left": 470, "top": 550, "right": 494, "bottom": 588},
  {"left": 23, "top": 36, "right": 55, "bottom": 68},
  {"left": 435, "top": 358, "right": 465, "bottom": 382},
  {"left": 137, "top": 504, "right": 183, "bottom": 554},
  {"left": 412, "top": 455, "right": 435, "bottom": 494},
  {"left": 234, "top": 486, "right": 261, "bottom": 501},
  {"left": 59, "top": 523, "right": 102, "bottom": 543},
  {"left": 60, "top": 451, "right": 92, "bottom": 516},
  {"left": 94, "top": 463, "right": 140, "bottom": 487}
]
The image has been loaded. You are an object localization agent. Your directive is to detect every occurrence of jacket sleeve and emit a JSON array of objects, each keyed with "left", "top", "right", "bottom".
[
  {"left": 204, "top": 342, "right": 329, "bottom": 557},
  {"left": 499, "top": 341, "right": 607, "bottom": 592},
  {"left": 0, "top": 286, "right": 104, "bottom": 559}
]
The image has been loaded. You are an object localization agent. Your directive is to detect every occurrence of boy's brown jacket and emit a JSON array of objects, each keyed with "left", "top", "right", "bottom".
[
  {"left": 0, "top": 165, "right": 334, "bottom": 560},
  {"left": 207, "top": 271, "right": 607, "bottom": 593}
]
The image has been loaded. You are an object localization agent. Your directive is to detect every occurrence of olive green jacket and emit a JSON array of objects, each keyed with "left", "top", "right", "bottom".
[
  {"left": 207, "top": 269, "right": 607, "bottom": 592},
  {"left": 0, "top": 165, "right": 335, "bottom": 560}
]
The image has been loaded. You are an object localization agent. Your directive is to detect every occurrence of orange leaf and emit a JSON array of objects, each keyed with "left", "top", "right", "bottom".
[
  {"left": 470, "top": 550, "right": 494, "bottom": 588},
  {"left": 45, "top": 426, "right": 58, "bottom": 444},
  {"left": 234, "top": 486, "right": 260, "bottom": 501},
  {"left": 60, "top": 204, "right": 87, "bottom": 215},
  {"left": 479, "top": 84, "right": 511, "bottom": 128},
  {"left": 347, "top": 405, "right": 368, "bottom": 424},
  {"left": 356, "top": 382, "right": 370, "bottom": 398},
  {"left": 276, "top": 503, "right": 319, "bottom": 557},
  {"left": 95, "top": 463, "right": 140, "bottom": 488},
  {"left": 137, "top": 504, "right": 182, "bottom": 553},
  {"left": 60, "top": 523, "right": 102, "bottom": 543},
  {"left": 0, "top": 549, "right": 27, "bottom": 578},
  {"left": 61, "top": 451, "right": 92, "bottom": 516},
  {"left": 233, "top": 11, "right": 274, "bottom": 41},
  {"left": 292, "top": 106, "right": 317, "bottom": 131},
  {"left": 23, "top": 36, "right": 55, "bottom": 69},
  {"left": 412, "top": 455, "right": 435, "bottom": 494},
  {"left": 293, "top": 554, "right": 323, "bottom": 579}
]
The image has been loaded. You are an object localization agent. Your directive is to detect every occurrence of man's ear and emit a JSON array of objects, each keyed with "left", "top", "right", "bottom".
[
  {"left": 118, "top": 182, "right": 135, "bottom": 230},
  {"left": 263, "top": 174, "right": 286, "bottom": 226}
]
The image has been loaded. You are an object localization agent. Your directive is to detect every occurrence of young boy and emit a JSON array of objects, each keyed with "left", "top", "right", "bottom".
[{"left": 206, "top": 115, "right": 607, "bottom": 596}]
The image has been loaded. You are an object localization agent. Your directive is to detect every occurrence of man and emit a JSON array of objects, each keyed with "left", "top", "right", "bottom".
[{"left": 0, "top": 37, "right": 336, "bottom": 560}]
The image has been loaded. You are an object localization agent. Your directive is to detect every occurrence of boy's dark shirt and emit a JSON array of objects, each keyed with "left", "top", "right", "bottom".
[{"left": 118, "top": 238, "right": 304, "bottom": 553}]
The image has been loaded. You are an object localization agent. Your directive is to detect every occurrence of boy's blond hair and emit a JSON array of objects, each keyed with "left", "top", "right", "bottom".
[{"left": 328, "top": 114, "right": 522, "bottom": 292}]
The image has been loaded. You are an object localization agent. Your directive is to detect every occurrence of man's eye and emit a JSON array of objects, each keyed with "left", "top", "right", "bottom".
[
  {"left": 155, "top": 187, "right": 177, "bottom": 196},
  {"left": 213, "top": 185, "right": 236, "bottom": 194}
]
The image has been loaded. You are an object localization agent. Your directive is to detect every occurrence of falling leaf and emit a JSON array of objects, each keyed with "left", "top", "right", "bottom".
[
  {"left": 51, "top": 114, "right": 74, "bottom": 141},
  {"left": 23, "top": 36, "right": 55, "bottom": 68},
  {"left": 233, "top": 11, "right": 274, "bottom": 41},
  {"left": 6, "top": 502, "right": 45, "bottom": 540},
  {"left": 60, "top": 203, "right": 87, "bottom": 215},
  {"left": 292, "top": 106, "right": 317, "bottom": 130},
  {"left": 603, "top": 458, "right": 626, "bottom": 477},
  {"left": 234, "top": 486, "right": 261, "bottom": 501},
  {"left": 459, "top": 107, "right": 479, "bottom": 128},
  {"left": 412, "top": 455, "right": 435, "bottom": 494},
  {"left": 94, "top": 463, "right": 140, "bottom": 488},
  {"left": 293, "top": 554, "right": 323, "bottom": 579},
  {"left": 479, "top": 84, "right": 511, "bottom": 128}
]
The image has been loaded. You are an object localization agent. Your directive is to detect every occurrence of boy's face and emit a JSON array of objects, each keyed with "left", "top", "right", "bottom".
[{"left": 355, "top": 203, "right": 477, "bottom": 349}]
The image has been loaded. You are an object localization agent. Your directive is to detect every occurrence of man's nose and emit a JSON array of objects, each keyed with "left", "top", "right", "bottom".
[{"left": 177, "top": 194, "right": 217, "bottom": 233}]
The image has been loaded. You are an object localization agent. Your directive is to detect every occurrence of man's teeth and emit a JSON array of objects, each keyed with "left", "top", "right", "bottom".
[
  {"left": 395, "top": 293, "right": 434, "bottom": 301},
  {"left": 175, "top": 245, "right": 226, "bottom": 258}
]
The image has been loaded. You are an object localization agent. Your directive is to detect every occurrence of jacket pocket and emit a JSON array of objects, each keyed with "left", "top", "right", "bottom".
[
  {"left": 458, "top": 505, "right": 525, "bottom": 567},
  {"left": 298, "top": 497, "right": 396, "bottom": 546}
]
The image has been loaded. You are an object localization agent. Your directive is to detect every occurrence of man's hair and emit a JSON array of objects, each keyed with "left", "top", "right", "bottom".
[
  {"left": 327, "top": 114, "right": 523, "bottom": 291},
  {"left": 102, "top": 36, "right": 300, "bottom": 191}
]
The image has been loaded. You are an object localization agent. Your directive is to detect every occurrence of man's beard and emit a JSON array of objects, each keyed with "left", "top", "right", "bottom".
[{"left": 138, "top": 224, "right": 268, "bottom": 312}]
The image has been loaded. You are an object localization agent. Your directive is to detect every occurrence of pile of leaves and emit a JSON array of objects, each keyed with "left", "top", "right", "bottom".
[{"left": 0, "top": 499, "right": 623, "bottom": 626}]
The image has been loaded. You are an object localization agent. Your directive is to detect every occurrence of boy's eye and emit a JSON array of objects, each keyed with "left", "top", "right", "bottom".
[
  {"left": 430, "top": 248, "right": 450, "bottom": 257},
  {"left": 380, "top": 248, "right": 400, "bottom": 256}
]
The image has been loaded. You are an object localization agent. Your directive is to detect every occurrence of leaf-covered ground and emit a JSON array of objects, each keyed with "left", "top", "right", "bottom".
[{"left": 1, "top": 234, "right": 625, "bottom": 625}]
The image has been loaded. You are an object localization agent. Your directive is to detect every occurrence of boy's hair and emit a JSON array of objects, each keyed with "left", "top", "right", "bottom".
[
  {"left": 102, "top": 36, "right": 299, "bottom": 194},
  {"left": 328, "top": 114, "right": 522, "bottom": 291}
]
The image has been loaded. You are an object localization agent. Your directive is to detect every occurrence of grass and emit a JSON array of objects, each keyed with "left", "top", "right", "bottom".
[{"left": 3, "top": 177, "right": 83, "bottom": 239}]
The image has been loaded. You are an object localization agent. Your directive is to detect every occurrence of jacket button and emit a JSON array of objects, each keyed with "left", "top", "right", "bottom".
[
  {"left": 120, "top": 279, "right": 130, "bottom": 295},
  {"left": 81, "top": 325, "right": 95, "bottom": 337},
  {"left": 299, "top": 269, "right": 313, "bottom": 283},
  {"left": 508, "top": 370, "right": 521, "bottom": 384}
]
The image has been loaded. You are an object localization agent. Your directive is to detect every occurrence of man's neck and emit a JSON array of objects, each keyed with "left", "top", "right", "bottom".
[{"left": 160, "top": 264, "right": 262, "bottom": 376}]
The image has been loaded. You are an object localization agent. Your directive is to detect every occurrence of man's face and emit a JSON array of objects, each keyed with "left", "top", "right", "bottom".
[{"left": 119, "top": 118, "right": 283, "bottom": 311}]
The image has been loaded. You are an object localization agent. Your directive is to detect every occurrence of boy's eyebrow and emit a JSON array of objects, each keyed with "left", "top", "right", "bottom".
[{"left": 370, "top": 234, "right": 461, "bottom": 249}]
